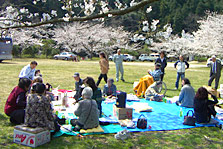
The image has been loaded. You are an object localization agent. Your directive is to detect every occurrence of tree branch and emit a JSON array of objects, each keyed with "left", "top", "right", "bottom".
[{"left": 0, "top": 0, "right": 159, "bottom": 29}]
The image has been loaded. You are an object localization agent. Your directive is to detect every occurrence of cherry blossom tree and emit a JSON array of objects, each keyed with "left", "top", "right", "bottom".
[
  {"left": 151, "top": 13, "right": 223, "bottom": 57},
  {"left": 0, "top": 0, "right": 159, "bottom": 29},
  {"left": 53, "top": 22, "right": 131, "bottom": 57},
  {"left": 190, "top": 13, "right": 223, "bottom": 56}
]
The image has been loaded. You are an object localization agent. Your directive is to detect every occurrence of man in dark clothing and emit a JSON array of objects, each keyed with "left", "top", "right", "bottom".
[
  {"left": 73, "top": 72, "right": 83, "bottom": 100},
  {"left": 208, "top": 55, "right": 222, "bottom": 90},
  {"left": 155, "top": 51, "right": 167, "bottom": 81}
]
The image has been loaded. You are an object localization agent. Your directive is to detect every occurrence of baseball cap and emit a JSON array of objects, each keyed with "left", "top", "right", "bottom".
[{"left": 73, "top": 72, "right": 80, "bottom": 77}]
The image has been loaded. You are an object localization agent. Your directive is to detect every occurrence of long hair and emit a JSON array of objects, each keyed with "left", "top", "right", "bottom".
[
  {"left": 83, "top": 77, "right": 97, "bottom": 91},
  {"left": 195, "top": 87, "right": 208, "bottom": 100},
  {"left": 99, "top": 52, "right": 108, "bottom": 61}
]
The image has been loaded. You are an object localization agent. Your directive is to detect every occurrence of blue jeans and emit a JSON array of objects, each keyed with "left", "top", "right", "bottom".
[{"left": 175, "top": 72, "right": 185, "bottom": 89}]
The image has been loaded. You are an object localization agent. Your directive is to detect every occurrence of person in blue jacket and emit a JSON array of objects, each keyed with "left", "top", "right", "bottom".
[
  {"left": 176, "top": 78, "right": 195, "bottom": 108},
  {"left": 174, "top": 55, "right": 189, "bottom": 90},
  {"left": 155, "top": 51, "right": 167, "bottom": 81}
]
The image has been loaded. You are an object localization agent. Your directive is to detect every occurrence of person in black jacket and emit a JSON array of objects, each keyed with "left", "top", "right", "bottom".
[
  {"left": 194, "top": 87, "right": 218, "bottom": 123},
  {"left": 155, "top": 51, "right": 167, "bottom": 81}
]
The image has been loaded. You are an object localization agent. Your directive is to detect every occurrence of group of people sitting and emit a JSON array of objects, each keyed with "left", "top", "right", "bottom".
[
  {"left": 4, "top": 59, "right": 219, "bottom": 136},
  {"left": 4, "top": 61, "right": 118, "bottom": 134},
  {"left": 140, "top": 62, "right": 218, "bottom": 124},
  {"left": 175, "top": 78, "right": 218, "bottom": 123}
]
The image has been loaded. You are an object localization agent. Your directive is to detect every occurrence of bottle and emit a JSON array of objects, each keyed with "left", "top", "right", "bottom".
[
  {"left": 163, "top": 97, "right": 166, "bottom": 103},
  {"left": 65, "top": 119, "right": 69, "bottom": 124},
  {"left": 179, "top": 108, "right": 183, "bottom": 117},
  {"left": 55, "top": 111, "right": 59, "bottom": 116}
]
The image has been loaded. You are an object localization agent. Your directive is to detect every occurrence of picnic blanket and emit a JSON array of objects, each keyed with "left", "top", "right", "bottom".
[{"left": 54, "top": 99, "right": 223, "bottom": 137}]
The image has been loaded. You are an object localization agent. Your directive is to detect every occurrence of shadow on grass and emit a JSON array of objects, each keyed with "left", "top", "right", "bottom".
[
  {"left": 123, "top": 81, "right": 134, "bottom": 84},
  {"left": 0, "top": 61, "right": 17, "bottom": 64}
]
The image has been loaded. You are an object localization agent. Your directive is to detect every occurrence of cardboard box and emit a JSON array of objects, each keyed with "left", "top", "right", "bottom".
[
  {"left": 14, "top": 125, "right": 50, "bottom": 147},
  {"left": 113, "top": 104, "right": 133, "bottom": 120}
]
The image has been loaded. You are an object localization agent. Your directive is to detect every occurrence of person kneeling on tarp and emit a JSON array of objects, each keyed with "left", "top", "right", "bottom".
[
  {"left": 4, "top": 78, "right": 32, "bottom": 125},
  {"left": 72, "top": 87, "right": 99, "bottom": 131},
  {"left": 24, "top": 83, "right": 60, "bottom": 135}
]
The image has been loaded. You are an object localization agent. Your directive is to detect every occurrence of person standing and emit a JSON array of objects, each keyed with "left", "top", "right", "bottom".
[
  {"left": 174, "top": 55, "right": 189, "bottom": 90},
  {"left": 208, "top": 55, "right": 222, "bottom": 90},
  {"left": 155, "top": 51, "right": 167, "bottom": 81},
  {"left": 113, "top": 49, "right": 125, "bottom": 82},
  {"left": 96, "top": 52, "right": 109, "bottom": 86},
  {"left": 19, "top": 61, "right": 38, "bottom": 81}
]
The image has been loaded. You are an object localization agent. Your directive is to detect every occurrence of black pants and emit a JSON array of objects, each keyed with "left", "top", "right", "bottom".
[
  {"left": 9, "top": 109, "right": 25, "bottom": 125},
  {"left": 160, "top": 73, "right": 164, "bottom": 81},
  {"left": 96, "top": 74, "right": 107, "bottom": 86},
  {"left": 208, "top": 74, "right": 220, "bottom": 89}
]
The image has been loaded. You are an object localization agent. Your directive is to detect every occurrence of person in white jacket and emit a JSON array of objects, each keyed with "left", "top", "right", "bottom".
[{"left": 174, "top": 55, "right": 189, "bottom": 90}]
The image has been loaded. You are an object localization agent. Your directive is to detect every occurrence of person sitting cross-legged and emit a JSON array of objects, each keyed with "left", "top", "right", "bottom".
[
  {"left": 103, "top": 78, "right": 117, "bottom": 97},
  {"left": 72, "top": 87, "right": 99, "bottom": 131},
  {"left": 176, "top": 78, "right": 195, "bottom": 108}
]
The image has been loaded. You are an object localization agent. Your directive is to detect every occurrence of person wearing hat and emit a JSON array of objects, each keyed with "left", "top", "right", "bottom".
[
  {"left": 73, "top": 72, "right": 83, "bottom": 100},
  {"left": 208, "top": 55, "right": 222, "bottom": 90},
  {"left": 155, "top": 51, "right": 167, "bottom": 81},
  {"left": 174, "top": 55, "right": 189, "bottom": 90},
  {"left": 72, "top": 87, "right": 99, "bottom": 131},
  {"left": 148, "top": 63, "right": 163, "bottom": 81}
]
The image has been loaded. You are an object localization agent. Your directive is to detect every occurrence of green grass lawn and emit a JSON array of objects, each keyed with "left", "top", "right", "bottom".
[{"left": 0, "top": 59, "right": 223, "bottom": 149}]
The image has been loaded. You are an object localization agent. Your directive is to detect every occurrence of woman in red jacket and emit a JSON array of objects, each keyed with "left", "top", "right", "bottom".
[{"left": 4, "top": 78, "right": 31, "bottom": 124}]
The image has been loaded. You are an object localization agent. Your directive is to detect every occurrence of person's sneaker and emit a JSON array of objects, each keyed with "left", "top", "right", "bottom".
[
  {"left": 116, "top": 79, "right": 119, "bottom": 82},
  {"left": 114, "top": 129, "right": 131, "bottom": 140},
  {"left": 174, "top": 87, "right": 178, "bottom": 90},
  {"left": 121, "top": 79, "right": 125, "bottom": 82}
]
